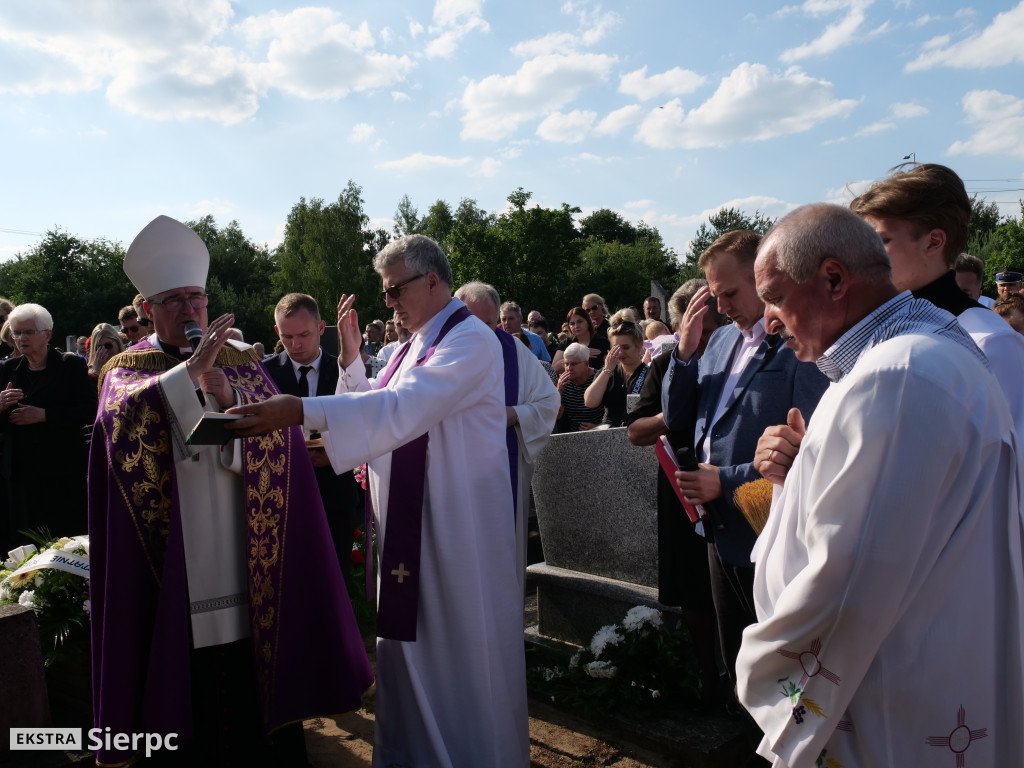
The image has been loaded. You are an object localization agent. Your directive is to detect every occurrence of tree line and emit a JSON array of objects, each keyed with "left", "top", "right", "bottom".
[{"left": 1, "top": 181, "right": 1021, "bottom": 347}]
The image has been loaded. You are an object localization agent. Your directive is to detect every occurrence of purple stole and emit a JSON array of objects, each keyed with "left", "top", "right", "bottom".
[
  {"left": 88, "top": 340, "right": 372, "bottom": 764},
  {"left": 368, "top": 306, "right": 472, "bottom": 641},
  {"left": 495, "top": 328, "right": 520, "bottom": 515}
]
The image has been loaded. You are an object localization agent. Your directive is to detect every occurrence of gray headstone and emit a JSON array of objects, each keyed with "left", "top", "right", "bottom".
[
  {"left": 0, "top": 603, "right": 51, "bottom": 732},
  {"left": 531, "top": 427, "right": 658, "bottom": 587}
]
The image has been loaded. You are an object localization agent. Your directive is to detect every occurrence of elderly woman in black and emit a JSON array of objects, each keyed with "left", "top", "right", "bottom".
[
  {"left": 583, "top": 319, "right": 649, "bottom": 427},
  {"left": 555, "top": 342, "right": 606, "bottom": 432},
  {"left": 0, "top": 303, "right": 96, "bottom": 549}
]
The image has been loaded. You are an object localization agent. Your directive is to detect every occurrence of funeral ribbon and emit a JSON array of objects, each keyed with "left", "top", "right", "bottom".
[{"left": 4, "top": 537, "right": 90, "bottom": 582}]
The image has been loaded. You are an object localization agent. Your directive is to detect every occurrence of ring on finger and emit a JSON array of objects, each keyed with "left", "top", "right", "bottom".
[{"left": 768, "top": 449, "right": 775, "bottom": 462}]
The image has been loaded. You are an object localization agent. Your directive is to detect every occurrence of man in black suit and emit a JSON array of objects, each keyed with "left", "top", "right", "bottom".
[{"left": 265, "top": 292, "right": 360, "bottom": 587}]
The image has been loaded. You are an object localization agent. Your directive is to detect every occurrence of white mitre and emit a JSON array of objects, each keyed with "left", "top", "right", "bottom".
[{"left": 124, "top": 215, "right": 209, "bottom": 298}]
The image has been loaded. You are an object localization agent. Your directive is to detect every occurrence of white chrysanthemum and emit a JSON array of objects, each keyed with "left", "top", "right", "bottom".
[
  {"left": 0, "top": 584, "right": 10, "bottom": 601},
  {"left": 542, "top": 667, "right": 563, "bottom": 682},
  {"left": 622, "top": 605, "right": 663, "bottom": 632},
  {"left": 34, "top": 573, "right": 45, "bottom": 587},
  {"left": 569, "top": 651, "right": 582, "bottom": 670},
  {"left": 82, "top": 599, "right": 91, "bottom": 615},
  {"left": 18, "top": 589, "right": 35, "bottom": 607},
  {"left": 651, "top": 689, "right": 661, "bottom": 699},
  {"left": 584, "top": 660, "right": 618, "bottom": 679},
  {"left": 63, "top": 539, "right": 83, "bottom": 552},
  {"left": 589, "top": 624, "right": 623, "bottom": 658},
  {"left": 78, "top": 537, "right": 89, "bottom": 555}
]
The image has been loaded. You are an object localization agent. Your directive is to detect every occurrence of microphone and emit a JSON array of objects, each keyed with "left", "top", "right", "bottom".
[{"left": 183, "top": 321, "right": 203, "bottom": 353}]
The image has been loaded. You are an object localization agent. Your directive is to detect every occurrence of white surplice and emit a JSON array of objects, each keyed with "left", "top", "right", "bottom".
[
  {"left": 737, "top": 333, "right": 1024, "bottom": 768},
  {"left": 508, "top": 342, "right": 560, "bottom": 593},
  {"left": 957, "top": 305, "right": 1024, "bottom": 443},
  {"left": 304, "top": 298, "right": 529, "bottom": 768}
]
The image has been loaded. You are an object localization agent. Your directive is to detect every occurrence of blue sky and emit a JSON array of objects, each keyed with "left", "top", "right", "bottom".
[{"left": 1, "top": 0, "right": 1022, "bottom": 263}]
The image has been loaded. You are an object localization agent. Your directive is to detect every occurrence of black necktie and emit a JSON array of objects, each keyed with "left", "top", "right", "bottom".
[{"left": 298, "top": 365, "right": 313, "bottom": 397}]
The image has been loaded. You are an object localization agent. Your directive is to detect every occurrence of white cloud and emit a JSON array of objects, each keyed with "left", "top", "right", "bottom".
[
  {"left": 594, "top": 104, "right": 643, "bottom": 136},
  {"left": 244, "top": 10, "right": 415, "bottom": 100},
  {"left": 856, "top": 120, "right": 894, "bottom": 135},
  {"left": 350, "top": 123, "right": 376, "bottom": 142},
  {"left": 0, "top": 3, "right": 415, "bottom": 124},
  {"left": 906, "top": 2, "right": 1024, "bottom": 71},
  {"left": 460, "top": 52, "right": 616, "bottom": 140},
  {"left": 376, "top": 153, "right": 473, "bottom": 171},
  {"left": 635, "top": 63, "right": 857, "bottom": 149},
  {"left": 409, "top": 20, "right": 425, "bottom": 38},
  {"left": 947, "top": 89, "right": 1024, "bottom": 160},
  {"left": 624, "top": 200, "right": 653, "bottom": 209},
  {"left": 500, "top": 146, "right": 522, "bottom": 159},
  {"left": 477, "top": 157, "right": 502, "bottom": 176},
  {"left": 392, "top": 90, "right": 411, "bottom": 102},
  {"left": 890, "top": 101, "right": 928, "bottom": 119},
  {"left": 536, "top": 109, "right": 596, "bottom": 143},
  {"left": 910, "top": 14, "right": 935, "bottom": 27},
  {"left": 618, "top": 66, "right": 706, "bottom": 101},
  {"left": 574, "top": 152, "right": 617, "bottom": 164},
  {"left": 423, "top": 0, "right": 488, "bottom": 59},
  {"left": 779, "top": 0, "right": 876, "bottom": 63},
  {"left": 511, "top": 6, "right": 620, "bottom": 57},
  {"left": 187, "top": 198, "right": 234, "bottom": 217}
]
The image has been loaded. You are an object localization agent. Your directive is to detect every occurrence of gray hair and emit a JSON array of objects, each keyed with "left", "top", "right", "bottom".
[
  {"left": 563, "top": 342, "right": 590, "bottom": 362},
  {"left": 8, "top": 302, "right": 53, "bottom": 331},
  {"left": 373, "top": 234, "right": 453, "bottom": 288},
  {"left": 455, "top": 281, "right": 501, "bottom": 314},
  {"left": 761, "top": 204, "right": 891, "bottom": 284},
  {"left": 499, "top": 300, "right": 522, "bottom": 317}
]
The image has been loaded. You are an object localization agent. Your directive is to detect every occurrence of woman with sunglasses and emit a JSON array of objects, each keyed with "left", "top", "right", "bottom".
[
  {"left": 87, "top": 322, "right": 126, "bottom": 379},
  {"left": 583, "top": 320, "right": 648, "bottom": 427},
  {"left": 0, "top": 303, "right": 96, "bottom": 551}
]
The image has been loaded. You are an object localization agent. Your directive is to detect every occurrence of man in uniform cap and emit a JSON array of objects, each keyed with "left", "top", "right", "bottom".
[
  {"left": 996, "top": 269, "right": 1024, "bottom": 297},
  {"left": 88, "top": 215, "right": 372, "bottom": 766}
]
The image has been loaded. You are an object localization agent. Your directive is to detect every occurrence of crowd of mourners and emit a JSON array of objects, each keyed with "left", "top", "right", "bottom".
[{"left": 3, "top": 161, "right": 1024, "bottom": 767}]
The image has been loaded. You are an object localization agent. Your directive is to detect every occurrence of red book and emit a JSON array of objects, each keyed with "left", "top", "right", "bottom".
[{"left": 655, "top": 435, "right": 702, "bottom": 524}]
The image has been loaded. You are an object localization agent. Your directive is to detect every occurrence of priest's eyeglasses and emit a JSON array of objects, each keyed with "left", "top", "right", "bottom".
[
  {"left": 147, "top": 293, "right": 210, "bottom": 312},
  {"left": 380, "top": 274, "right": 425, "bottom": 302}
]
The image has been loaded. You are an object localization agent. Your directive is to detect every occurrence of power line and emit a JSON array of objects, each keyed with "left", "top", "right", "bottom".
[{"left": 0, "top": 227, "right": 43, "bottom": 236}]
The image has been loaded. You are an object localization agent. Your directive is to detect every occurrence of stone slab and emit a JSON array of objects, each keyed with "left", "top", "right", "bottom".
[
  {"left": 0, "top": 603, "right": 51, "bottom": 737},
  {"left": 531, "top": 427, "right": 658, "bottom": 587}
]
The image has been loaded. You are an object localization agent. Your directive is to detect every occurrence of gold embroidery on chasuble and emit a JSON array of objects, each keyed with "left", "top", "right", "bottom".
[{"left": 101, "top": 359, "right": 175, "bottom": 578}]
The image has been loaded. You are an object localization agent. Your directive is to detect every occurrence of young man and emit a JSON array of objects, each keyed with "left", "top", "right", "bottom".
[
  {"left": 851, "top": 163, "right": 1024, "bottom": 439},
  {"left": 739, "top": 204, "right": 1023, "bottom": 768},
  {"left": 662, "top": 230, "right": 828, "bottom": 700},
  {"left": 954, "top": 253, "right": 995, "bottom": 307},
  {"left": 265, "top": 292, "right": 360, "bottom": 587}
]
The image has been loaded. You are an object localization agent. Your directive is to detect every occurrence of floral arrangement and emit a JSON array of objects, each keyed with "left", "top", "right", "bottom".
[
  {"left": 528, "top": 605, "right": 702, "bottom": 715},
  {"left": 1, "top": 533, "right": 91, "bottom": 668},
  {"left": 346, "top": 527, "right": 376, "bottom": 633}
]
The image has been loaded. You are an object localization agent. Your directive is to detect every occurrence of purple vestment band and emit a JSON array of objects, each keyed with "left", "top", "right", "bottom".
[
  {"left": 369, "top": 305, "right": 473, "bottom": 642},
  {"left": 495, "top": 327, "right": 520, "bottom": 516}
]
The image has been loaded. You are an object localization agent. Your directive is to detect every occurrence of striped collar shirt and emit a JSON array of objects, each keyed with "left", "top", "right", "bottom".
[{"left": 816, "top": 290, "right": 988, "bottom": 384}]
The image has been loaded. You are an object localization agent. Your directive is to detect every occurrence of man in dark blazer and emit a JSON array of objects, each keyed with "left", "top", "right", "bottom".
[
  {"left": 265, "top": 292, "right": 360, "bottom": 588},
  {"left": 662, "top": 230, "right": 829, "bottom": 694}
]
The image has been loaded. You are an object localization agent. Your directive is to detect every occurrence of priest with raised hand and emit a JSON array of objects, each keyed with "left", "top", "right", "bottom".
[
  {"left": 89, "top": 215, "right": 372, "bottom": 767},
  {"left": 227, "top": 234, "right": 529, "bottom": 768}
]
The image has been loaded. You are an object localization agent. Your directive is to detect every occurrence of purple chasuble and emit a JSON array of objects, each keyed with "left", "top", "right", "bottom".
[
  {"left": 369, "top": 306, "right": 473, "bottom": 641},
  {"left": 88, "top": 340, "right": 373, "bottom": 765},
  {"left": 494, "top": 327, "right": 520, "bottom": 515}
]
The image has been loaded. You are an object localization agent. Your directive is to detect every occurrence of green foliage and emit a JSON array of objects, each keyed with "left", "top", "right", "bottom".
[
  {"left": 272, "top": 180, "right": 392, "bottom": 328},
  {"left": 685, "top": 207, "right": 775, "bottom": 266},
  {"left": 393, "top": 194, "right": 421, "bottom": 237},
  {"left": 969, "top": 194, "right": 1003, "bottom": 242},
  {"left": 419, "top": 199, "right": 455, "bottom": 251},
  {"left": 981, "top": 203, "right": 1024, "bottom": 294},
  {"left": 0, "top": 230, "right": 133, "bottom": 344},
  {"left": 185, "top": 215, "right": 279, "bottom": 344},
  {"left": 568, "top": 239, "right": 681, "bottom": 317}
]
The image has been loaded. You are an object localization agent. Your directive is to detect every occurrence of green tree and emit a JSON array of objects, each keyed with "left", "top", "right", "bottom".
[
  {"left": 393, "top": 194, "right": 421, "bottom": 237},
  {"left": 0, "top": 230, "right": 132, "bottom": 344},
  {"left": 969, "top": 195, "right": 1003, "bottom": 243},
  {"left": 184, "top": 216, "right": 279, "bottom": 344},
  {"left": 579, "top": 208, "right": 639, "bottom": 244},
  {"left": 419, "top": 200, "right": 455, "bottom": 251},
  {"left": 272, "top": 181, "right": 389, "bottom": 327},
  {"left": 685, "top": 207, "right": 775, "bottom": 266},
  {"left": 568, "top": 239, "right": 682, "bottom": 317}
]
